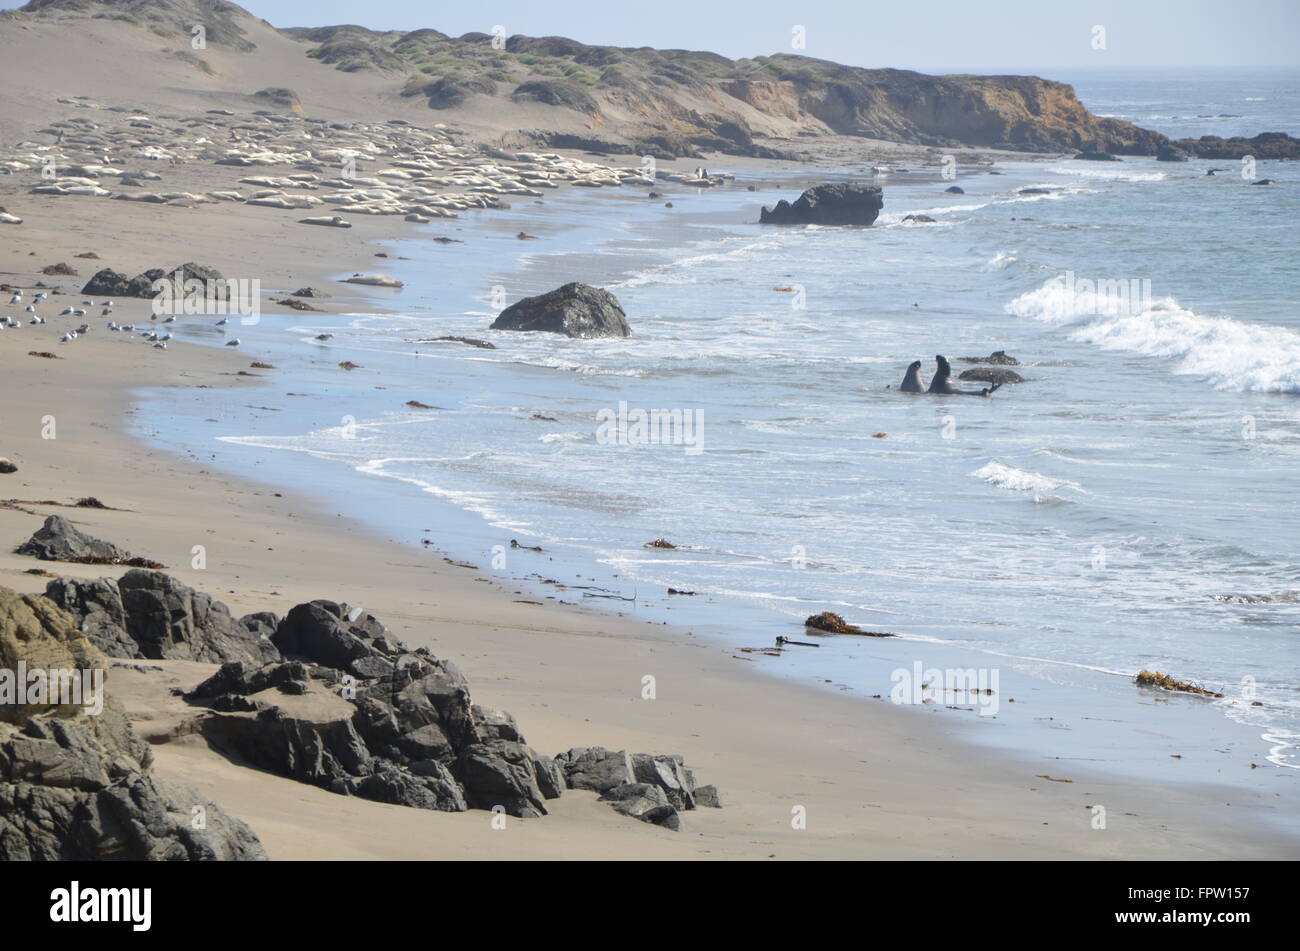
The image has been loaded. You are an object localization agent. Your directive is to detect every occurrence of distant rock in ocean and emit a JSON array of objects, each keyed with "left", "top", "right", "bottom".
[
  {"left": 759, "top": 183, "right": 883, "bottom": 226},
  {"left": 491, "top": 282, "right": 631, "bottom": 338}
]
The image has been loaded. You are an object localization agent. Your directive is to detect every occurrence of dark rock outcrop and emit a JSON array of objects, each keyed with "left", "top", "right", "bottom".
[
  {"left": 43, "top": 576, "right": 140, "bottom": 660},
  {"left": 490, "top": 282, "right": 631, "bottom": 339},
  {"left": 116, "top": 570, "right": 280, "bottom": 665},
  {"left": 959, "top": 350, "right": 1019, "bottom": 365},
  {"left": 959, "top": 367, "right": 1025, "bottom": 385},
  {"left": 82, "top": 262, "right": 227, "bottom": 300},
  {"left": 192, "top": 608, "right": 562, "bottom": 817},
  {"left": 0, "top": 586, "right": 265, "bottom": 860},
  {"left": 1157, "top": 143, "right": 1190, "bottom": 162},
  {"left": 554, "top": 746, "right": 719, "bottom": 830},
  {"left": 44, "top": 571, "right": 277, "bottom": 666},
  {"left": 16, "top": 515, "right": 129, "bottom": 564},
  {"left": 1175, "top": 132, "right": 1300, "bottom": 160},
  {"left": 1074, "top": 150, "right": 1120, "bottom": 161},
  {"left": 759, "top": 183, "right": 883, "bottom": 226}
]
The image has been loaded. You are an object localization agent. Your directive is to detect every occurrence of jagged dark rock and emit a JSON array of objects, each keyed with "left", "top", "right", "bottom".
[
  {"left": 116, "top": 570, "right": 280, "bottom": 665},
  {"left": 554, "top": 746, "right": 636, "bottom": 793},
  {"left": 43, "top": 572, "right": 277, "bottom": 666},
  {"left": 16, "top": 515, "right": 129, "bottom": 563},
  {"left": 959, "top": 367, "right": 1025, "bottom": 385},
  {"left": 43, "top": 576, "right": 140, "bottom": 660},
  {"left": 1175, "top": 131, "right": 1300, "bottom": 160},
  {"left": 0, "top": 586, "right": 265, "bottom": 860},
  {"left": 759, "top": 183, "right": 883, "bottom": 226},
  {"left": 959, "top": 350, "right": 1020, "bottom": 365},
  {"left": 490, "top": 282, "right": 631, "bottom": 339},
  {"left": 81, "top": 262, "right": 227, "bottom": 300},
  {"left": 600, "top": 782, "right": 680, "bottom": 829}
]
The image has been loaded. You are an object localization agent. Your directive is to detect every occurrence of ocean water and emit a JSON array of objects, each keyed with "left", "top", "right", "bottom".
[{"left": 140, "top": 70, "right": 1300, "bottom": 814}]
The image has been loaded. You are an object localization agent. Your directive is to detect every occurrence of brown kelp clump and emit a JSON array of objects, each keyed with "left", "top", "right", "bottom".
[
  {"left": 804, "top": 612, "right": 895, "bottom": 637},
  {"left": 1135, "top": 670, "right": 1224, "bottom": 698}
]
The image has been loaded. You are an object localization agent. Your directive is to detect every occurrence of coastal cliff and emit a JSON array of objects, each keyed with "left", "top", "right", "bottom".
[{"left": 11, "top": 0, "right": 1294, "bottom": 160}]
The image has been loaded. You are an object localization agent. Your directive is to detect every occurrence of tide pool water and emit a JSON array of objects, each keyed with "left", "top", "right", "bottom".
[{"left": 139, "top": 71, "right": 1299, "bottom": 824}]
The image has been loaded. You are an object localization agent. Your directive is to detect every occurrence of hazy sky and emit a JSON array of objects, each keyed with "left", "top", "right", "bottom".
[
  {"left": 229, "top": 0, "right": 1296, "bottom": 71},
  {"left": 4, "top": 1, "right": 1297, "bottom": 70}
]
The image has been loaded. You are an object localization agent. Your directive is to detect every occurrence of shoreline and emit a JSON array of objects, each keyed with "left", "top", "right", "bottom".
[{"left": 3, "top": 154, "right": 1296, "bottom": 857}]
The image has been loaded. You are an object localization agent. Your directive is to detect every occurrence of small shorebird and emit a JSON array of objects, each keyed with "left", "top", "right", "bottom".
[
  {"left": 216, "top": 317, "right": 228, "bottom": 326},
  {"left": 60, "top": 332, "right": 76, "bottom": 342},
  {"left": 225, "top": 338, "right": 241, "bottom": 347}
]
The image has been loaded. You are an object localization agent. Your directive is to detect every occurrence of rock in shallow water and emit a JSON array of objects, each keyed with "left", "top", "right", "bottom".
[
  {"left": 759, "top": 183, "right": 883, "bottom": 226},
  {"left": 490, "top": 282, "right": 631, "bottom": 338}
]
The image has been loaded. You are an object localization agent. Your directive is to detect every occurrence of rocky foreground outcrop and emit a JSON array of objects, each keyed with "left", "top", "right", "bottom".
[
  {"left": 41, "top": 563, "right": 722, "bottom": 832},
  {"left": 760, "top": 183, "right": 883, "bottom": 226},
  {"left": 0, "top": 587, "right": 266, "bottom": 859},
  {"left": 44, "top": 570, "right": 279, "bottom": 666},
  {"left": 490, "top": 282, "right": 631, "bottom": 338}
]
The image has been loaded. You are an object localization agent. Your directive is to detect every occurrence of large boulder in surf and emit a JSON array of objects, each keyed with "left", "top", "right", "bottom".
[
  {"left": 759, "top": 183, "right": 883, "bottom": 225},
  {"left": 490, "top": 282, "right": 631, "bottom": 338}
]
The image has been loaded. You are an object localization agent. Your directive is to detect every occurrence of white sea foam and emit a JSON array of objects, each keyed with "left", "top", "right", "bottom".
[
  {"left": 972, "top": 461, "right": 1080, "bottom": 498},
  {"left": 1008, "top": 279, "right": 1300, "bottom": 393},
  {"left": 983, "top": 250, "right": 1020, "bottom": 272},
  {"left": 1047, "top": 165, "right": 1169, "bottom": 183}
]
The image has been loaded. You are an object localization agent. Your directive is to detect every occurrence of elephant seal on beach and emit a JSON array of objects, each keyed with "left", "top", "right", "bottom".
[
  {"left": 928, "top": 355, "right": 1002, "bottom": 396},
  {"left": 899, "top": 360, "right": 926, "bottom": 392}
]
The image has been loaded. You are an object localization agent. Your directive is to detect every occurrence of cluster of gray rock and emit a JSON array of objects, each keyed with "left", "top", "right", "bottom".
[
  {"left": 0, "top": 586, "right": 267, "bottom": 860},
  {"left": 81, "top": 261, "right": 228, "bottom": 300},
  {"left": 42, "top": 567, "right": 722, "bottom": 832},
  {"left": 554, "top": 747, "right": 722, "bottom": 830}
]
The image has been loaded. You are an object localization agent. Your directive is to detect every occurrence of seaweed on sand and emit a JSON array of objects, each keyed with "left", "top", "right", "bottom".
[{"left": 1134, "top": 670, "right": 1224, "bottom": 698}]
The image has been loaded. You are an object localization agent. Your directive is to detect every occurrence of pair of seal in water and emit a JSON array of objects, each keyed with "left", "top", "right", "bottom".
[{"left": 900, "top": 355, "right": 1002, "bottom": 396}]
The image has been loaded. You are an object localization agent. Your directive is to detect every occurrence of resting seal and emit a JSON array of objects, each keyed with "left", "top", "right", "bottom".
[
  {"left": 928, "top": 355, "right": 1001, "bottom": 396},
  {"left": 899, "top": 360, "right": 926, "bottom": 392}
]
